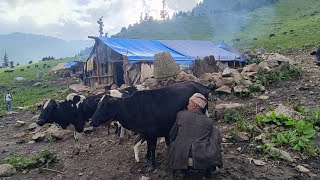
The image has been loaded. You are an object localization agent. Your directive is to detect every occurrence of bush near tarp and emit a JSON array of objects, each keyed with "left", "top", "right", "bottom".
[{"left": 153, "top": 51, "right": 180, "bottom": 81}]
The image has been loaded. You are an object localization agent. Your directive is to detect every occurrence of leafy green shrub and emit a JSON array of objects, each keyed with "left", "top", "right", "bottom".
[
  {"left": 256, "top": 111, "right": 318, "bottom": 155},
  {"left": 256, "top": 111, "right": 296, "bottom": 127},
  {"left": 256, "top": 63, "right": 303, "bottom": 86},
  {"left": 272, "top": 120, "right": 316, "bottom": 152},
  {"left": 0, "top": 149, "right": 57, "bottom": 171},
  {"left": 236, "top": 119, "right": 258, "bottom": 134}
]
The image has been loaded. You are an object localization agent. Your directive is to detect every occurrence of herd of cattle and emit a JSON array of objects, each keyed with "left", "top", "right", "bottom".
[
  {"left": 36, "top": 81, "right": 211, "bottom": 170},
  {"left": 2, "top": 64, "right": 51, "bottom": 73}
]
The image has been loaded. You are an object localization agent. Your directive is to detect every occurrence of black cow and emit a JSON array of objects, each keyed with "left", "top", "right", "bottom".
[
  {"left": 4, "top": 70, "right": 14, "bottom": 73},
  {"left": 269, "top": 33, "right": 275, "bottom": 38},
  {"left": 91, "top": 81, "right": 211, "bottom": 171},
  {"left": 35, "top": 65, "right": 39, "bottom": 68},
  {"left": 316, "top": 48, "right": 320, "bottom": 65},
  {"left": 20, "top": 69, "right": 24, "bottom": 72}
]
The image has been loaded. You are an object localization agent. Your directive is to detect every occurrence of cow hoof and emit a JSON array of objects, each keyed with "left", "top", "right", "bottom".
[
  {"left": 146, "top": 166, "right": 155, "bottom": 172},
  {"left": 117, "top": 139, "right": 123, "bottom": 145},
  {"left": 73, "top": 148, "right": 80, "bottom": 155}
]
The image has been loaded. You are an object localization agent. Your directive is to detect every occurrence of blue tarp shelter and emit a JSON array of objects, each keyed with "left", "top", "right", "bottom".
[
  {"left": 98, "top": 38, "right": 193, "bottom": 65},
  {"left": 159, "top": 40, "right": 242, "bottom": 62},
  {"left": 64, "top": 61, "right": 77, "bottom": 67},
  {"left": 85, "top": 37, "right": 246, "bottom": 86}
]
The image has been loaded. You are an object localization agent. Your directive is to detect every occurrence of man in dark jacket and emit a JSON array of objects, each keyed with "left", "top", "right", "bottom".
[{"left": 168, "top": 93, "right": 222, "bottom": 177}]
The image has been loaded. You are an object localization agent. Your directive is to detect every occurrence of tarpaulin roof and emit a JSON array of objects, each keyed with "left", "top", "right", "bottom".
[
  {"left": 96, "top": 37, "right": 246, "bottom": 64},
  {"left": 98, "top": 38, "right": 193, "bottom": 65},
  {"left": 159, "top": 40, "right": 244, "bottom": 62},
  {"left": 64, "top": 61, "right": 78, "bottom": 67}
]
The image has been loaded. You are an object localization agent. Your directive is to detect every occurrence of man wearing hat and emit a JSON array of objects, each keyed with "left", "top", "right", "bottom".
[{"left": 168, "top": 93, "right": 222, "bottom": 178}]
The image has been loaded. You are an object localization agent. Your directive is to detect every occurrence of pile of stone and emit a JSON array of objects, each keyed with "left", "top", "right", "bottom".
[{"left": 125, "top": 53, "right": 296, "bottom": 94}]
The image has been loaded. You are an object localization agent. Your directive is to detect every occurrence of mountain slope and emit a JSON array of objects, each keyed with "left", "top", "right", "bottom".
[
  {"left": 114, "top": 0, "right": 320, "bottom": 51},
  {"left": 0, "top": 33, "right": 94, "bottom": 64}
]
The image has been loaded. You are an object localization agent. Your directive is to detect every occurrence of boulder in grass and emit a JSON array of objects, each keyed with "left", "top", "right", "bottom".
[{"left": 154, "top": 51, "right": 180, "bottom": 81}]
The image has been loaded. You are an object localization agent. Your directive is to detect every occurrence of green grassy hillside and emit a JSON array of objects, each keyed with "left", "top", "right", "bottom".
[
  {"left": 114, "top": 0, "right": 320, "bottom": 52},
  {"left": 234, "top": 0, "right": 320, "bottom": 51},
  {"left": 0, "top": 58, "right": 77, "bottom": 116}
]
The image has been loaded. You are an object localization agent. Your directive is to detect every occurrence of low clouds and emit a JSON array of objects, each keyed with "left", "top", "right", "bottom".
[{"left": 0, "top": 0, "right": 202, "bottom": 40}]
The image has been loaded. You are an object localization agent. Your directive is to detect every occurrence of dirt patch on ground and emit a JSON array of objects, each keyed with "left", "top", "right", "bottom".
[{"left": 1, "top": 52, "right": 320, "bottom": 180}]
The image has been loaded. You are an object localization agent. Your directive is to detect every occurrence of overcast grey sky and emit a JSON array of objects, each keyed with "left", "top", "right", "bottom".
[{"left": 0, "top": 0, "right": 201, "bottom": 41}]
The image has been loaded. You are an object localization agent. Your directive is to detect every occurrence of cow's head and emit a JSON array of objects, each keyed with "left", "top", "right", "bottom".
[
  {"left": 90, "top": 95, "right": 118, "bottom": 127},
  {"left": 36, "top": 99, "right": 59, "bottom": 126}
]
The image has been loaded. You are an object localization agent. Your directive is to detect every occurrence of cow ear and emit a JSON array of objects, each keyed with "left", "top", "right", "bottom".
[{"left": 94, "top": 98, "right": 101, "bottom": 103}]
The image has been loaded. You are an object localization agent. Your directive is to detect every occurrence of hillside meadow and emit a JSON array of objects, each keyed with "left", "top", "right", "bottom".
[{"left": 0, "top": 58, "right": 78, "bottom": 116}]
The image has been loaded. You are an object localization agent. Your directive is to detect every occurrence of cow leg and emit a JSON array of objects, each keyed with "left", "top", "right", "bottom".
[
  {"left": 134, "top": 136, "right": 144, "bottom": 163},
  {"left": 118, "top": 123, "right": 125, "bottom": 144},
  {"left": 146, "top": 137, "right": 157, "bottom": 172},
  {"left": 107, "top": 124, "right": 110, "bottom": 135},
  {"left": 73, "top": 121, "right": 85, "bottom": 155},
  {"left": 73, "top": 132, "right": 83, "bottom": 155},
  {"left": 145, "top": 138, "right": 151, "bottom": 162},
  {"left": 165, "top": 136, "right": 170, "bottom": 146}
]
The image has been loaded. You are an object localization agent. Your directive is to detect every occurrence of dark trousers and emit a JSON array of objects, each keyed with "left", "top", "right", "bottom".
[{"left": 5, "top": 101, "right": 12, "bottom": 111}]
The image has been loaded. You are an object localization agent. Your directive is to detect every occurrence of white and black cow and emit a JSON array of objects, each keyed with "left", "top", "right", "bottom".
[
  {"left": 36, "top": 93, "right": 101, "bottom": 141},
  {"left": 91, "top": 81, "right": 211, "bottom": 171}
]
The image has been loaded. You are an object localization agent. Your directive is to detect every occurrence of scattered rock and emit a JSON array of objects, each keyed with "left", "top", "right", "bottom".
[
  {"left": 258, "top": 95, "right": 269, "bottom": 100},
  {"left": 13, "top": 132, "right": 26, "bottom": 138},
  {"left": 267, "top": 104, "right": 303, "bottom": 120},
  {"left": 215, "top": 86, "right": 232, "bottom": 94},
  {"left": 234, "top": 85, "right": 250, "bottom": 95},
  {"left": 236, "top": 132, "right": 250, "bottom": 142},
  {"left": 14, "top": 77, "right": 25, "bottom": 81},
  {"left": 258, "top": 84, "right": 266, "bottom": 92},
  {"left": 222, "top": 77, "right": 235, "bottom": 86},
  {"left": 32, "top": 132, "right": 46, "bottom": 142},
  {"left": 32, "top": 82, "right": 42, "bottom": 87},
  {"left": 45, "top": 124, "right": 60, "bottom": 134},
  {"left": 27, "top": 140, "right": 36, "bottom": 144},
  {"left": 187, "top": 74, "right": 197, "bottom": 80},
  {"left": 0, "top": 164, "right": 16, "bottom": 177},
  {"left": 295, "top": 165, "right": 310, "bottom": 173},
  {"left": 215, "top": 103, "right": 245, "bottom": 111},
  {"left": 269, "top": 147, "right": 294, "bottom": 162},
  {"left": 243, "top": 63, "right": 258, "bottom": 73},
  {"left": 268, "top": 53, "right": 295, "bottom": 65},
  {"left": 176, "top": 71, "right": 190, "bottom": 82},
  {"left": 139, "top": 176, "right": 151, "bottom": 180},
  {"left": 222, "top": 68, "right": 232, "bottom": 77},
  {"left": 242, "top": 80, "right": 253, "bottom": 87},
  {"left": 14, "top": 121, "right": 26, "bottom": 127},
  {"left": 201, "top": 73, "right": 214, "bottom": 81},
  {"left": 254, "top": 134, "right": 265, "bottom": 141},
  {"left": 28, "top": 123, "right": 39, "bottom": 131},
  {"left": 79, "top": 172, "right": 84, "bottom": 176},
  {"left": 211, "top": 74, "right": 225, "bottom": 88},
  {"left": 51, "top": 130, "right": 73, "bottom": 140},
  {"left": 252, "top": 159, "right": 266, "bottom": 166}
]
